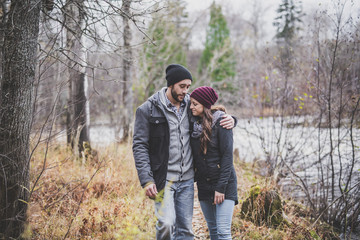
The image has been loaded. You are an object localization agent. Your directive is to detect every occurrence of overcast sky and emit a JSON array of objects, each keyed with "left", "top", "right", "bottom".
[
  {"left": 183, "top": 0, "right": 360, "bottom": 48},
  {"left": 185, "top": 0, "right": 359, "bottom": 14}
]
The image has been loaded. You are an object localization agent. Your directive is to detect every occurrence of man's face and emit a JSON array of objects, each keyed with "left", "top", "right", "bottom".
[{"left": 170, "top": 79, "right": 192, "bottom": 102}]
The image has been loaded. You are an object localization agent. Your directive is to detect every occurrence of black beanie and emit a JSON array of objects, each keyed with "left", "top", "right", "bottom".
[{"left": 165, "top": 64, "right": 193, "bottom": 87}]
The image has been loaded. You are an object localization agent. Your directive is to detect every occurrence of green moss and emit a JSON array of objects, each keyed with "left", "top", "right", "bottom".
[
  {"left": 250, "top": 185, "right": 261, "bottom": 199},
  {"left": 264, "top": 189, "right": 283, "bottom": 227},
  {"left": 267, "top": 229, "right": 286, "bottom": 240},
  {"left": 240, "top": 186, "right": 284, "bottom": 228},
  {"left": 246, "top": 231, "right": 262, "bottom": 239},
  {"left": 240, "top": 185, "right": 260, "bottom": 219},
  {"left": 310, "top": 230, "right": 321, "bottom": 240}
]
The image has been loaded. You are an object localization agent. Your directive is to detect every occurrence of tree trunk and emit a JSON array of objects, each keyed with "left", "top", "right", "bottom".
[
  {"left": 0, "top": 0, "right": 41, "bottom": 238},
  {"left": 120, "top": 0, "right": 133, "bottom": 142},
  {"left": 73, "top": 73, "right": 89, "bottom": 155},
  {"left": 0, "top": 0, "right": 11, "bottom": 106},
  {"left": 64, "top": 0, "right": 90, "bottom": 155},
  {"left": 66, "top": 73, "right": 73, "bottom": 146}
]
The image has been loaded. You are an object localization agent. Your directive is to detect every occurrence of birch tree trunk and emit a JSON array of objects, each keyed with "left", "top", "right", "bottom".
[
  {"left": 119, "top": 0, "right": 133, "bottom": 142},
  {"left": 0, "top": 0, "right": 41, "bottom": 238}
]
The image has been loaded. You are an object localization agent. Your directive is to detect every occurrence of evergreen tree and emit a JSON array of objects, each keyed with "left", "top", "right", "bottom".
[
  {"left": 272, "top": 0, "right": 304, "bottom": 78},
  {"left": 273, "top": 0, "right": 304, "bottom": 44},
  {"left": 271, "top": 0, "right": 304, "bottom": 115},
  {"left": 138, "top": 0, "right": 189, "bottom": 101},
  {"left": 198, "top": 2, "right": 236, "bottom": 88}
]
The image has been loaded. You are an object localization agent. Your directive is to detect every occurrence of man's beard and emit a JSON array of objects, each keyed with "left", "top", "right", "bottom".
[{"left": 171, "top": 87, "right": 185, "bottom": 102}]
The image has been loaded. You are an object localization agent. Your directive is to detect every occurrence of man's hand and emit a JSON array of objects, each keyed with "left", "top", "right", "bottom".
[
  {"left": 219, "top": 114, "right": 235, "bottom": 129},
  {"left": 214, "top": 191, "right": 225, "bottom": 205},
  {"left": 145, "top": 183, "right": 158, "bottom": 199}
]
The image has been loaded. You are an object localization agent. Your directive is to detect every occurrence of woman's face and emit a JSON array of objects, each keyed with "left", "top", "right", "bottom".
[{"left": 190, "top": 97, "right": 204, "bottom": 117}]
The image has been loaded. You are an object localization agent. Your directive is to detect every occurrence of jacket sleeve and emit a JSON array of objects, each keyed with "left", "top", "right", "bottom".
[
  {"left": 219, "top": 115, "right": 237, "bottom": 129},
  {"left": 214, "top": 123, "right": 234, "bottom": 193},
  {"left": 233, "top": 115, "right": 238, "bottom": 128},
  {"left": 132, "top": 103, "right": 155, "bottom": 188}
]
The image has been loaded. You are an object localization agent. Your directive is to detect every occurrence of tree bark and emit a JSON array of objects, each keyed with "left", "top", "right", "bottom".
[
  {"left": 0, "top": 0, "right": 41, "bottom": 238},
  {"left": 73, "top": 72, "right": 89, "bottom": 154},
  {"left": 120, "top": 0, "right": 133, "bottom": 142},
  {"left": 0, "top": 0, "right": 11, "bottom": 106},
  {"left": 64, "top": 0, "right": 90, "bottom": 155}
]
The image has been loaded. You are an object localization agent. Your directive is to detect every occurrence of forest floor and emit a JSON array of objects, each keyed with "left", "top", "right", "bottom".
[
  {"left": 193, "top": 189, "right": 209, "bottom": 239},
  {"left": 25, "top": 142, "right": 341, "bottom": 239}
]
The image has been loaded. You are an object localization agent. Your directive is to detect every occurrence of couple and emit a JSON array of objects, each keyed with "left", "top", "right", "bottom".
[{"left": 132, "top": 64, "right": 238, "bottom": 240}]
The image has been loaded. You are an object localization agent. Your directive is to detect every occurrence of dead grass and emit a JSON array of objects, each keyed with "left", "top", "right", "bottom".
[
  {"left": 27, "top": 143, "right": 155, "bottom": 239},
  {"left": 26, "top": 143, "right": 340, "bottom": 239}
]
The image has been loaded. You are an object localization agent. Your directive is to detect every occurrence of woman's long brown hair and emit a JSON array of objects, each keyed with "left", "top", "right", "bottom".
[{"left": 200, "top": 105, "right": 227, "bottom": 154}]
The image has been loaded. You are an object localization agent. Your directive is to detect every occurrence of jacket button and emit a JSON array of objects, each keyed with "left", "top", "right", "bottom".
[
  {"left": 217, "top": 164, "right": 220, "bottom": 168},
  {"left": 155, "top": 120, "right": 159, "bottom": 124},
  {"left": 206, "top": 178, "right": 210, "bottom": 181}
]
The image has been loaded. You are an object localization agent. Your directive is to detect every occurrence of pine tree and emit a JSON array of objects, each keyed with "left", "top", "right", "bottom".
[
  {"left": 138, "top": 0, "right": 189, "bottom": 100},
  {"left": 273, "top": 0, "right": 304, "bottom": 44},
  {"left": 198, "top": 2, "right": 236, "bottom": 88},
  {"left": 272, "top": 0, "right": 304, "bottom": 78}
]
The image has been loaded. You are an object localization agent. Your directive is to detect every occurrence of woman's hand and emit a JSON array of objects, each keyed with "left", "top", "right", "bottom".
[{"left": 214, "top": 191, "right": 225, "bottom": 205}]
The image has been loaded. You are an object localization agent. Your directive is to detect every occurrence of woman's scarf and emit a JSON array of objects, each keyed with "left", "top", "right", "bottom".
[{"left": 191, "top": 111, "right": 225, "bottom": 138}]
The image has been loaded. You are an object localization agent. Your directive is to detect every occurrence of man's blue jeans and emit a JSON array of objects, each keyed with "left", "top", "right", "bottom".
[
  {"left": 155, "top": 179, "right": 194, "bottom": 240},
  {"left": 199, "top": 199, "right": 235, "bottom": 240}
]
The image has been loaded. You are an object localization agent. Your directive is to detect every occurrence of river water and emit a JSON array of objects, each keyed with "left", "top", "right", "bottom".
[{"left": 233, "top": 116, "right": 359, "bottom": 196}]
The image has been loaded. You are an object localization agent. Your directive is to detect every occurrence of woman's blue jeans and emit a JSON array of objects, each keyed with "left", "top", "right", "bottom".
[
  {"left": 155, "top": 179, "right": 194, "bottom": 240},
  {"left": 199, "top": 199, "right": 235, "bottom": 240}
]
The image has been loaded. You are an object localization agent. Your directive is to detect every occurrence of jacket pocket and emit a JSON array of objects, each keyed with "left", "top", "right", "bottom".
[
  {"left": 149, "top": 117, "right": 168, "bottom": 169},
  {"left": 206, "top": 158, "right": 220, "bottom": 180},
  {"left": 149, "top": 117, "right": 166, "bottom": 137}
]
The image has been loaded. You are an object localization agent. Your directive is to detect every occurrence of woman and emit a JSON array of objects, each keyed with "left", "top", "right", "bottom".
[{"left": 189, "top": 86, "right": 238, "bottom": 240}]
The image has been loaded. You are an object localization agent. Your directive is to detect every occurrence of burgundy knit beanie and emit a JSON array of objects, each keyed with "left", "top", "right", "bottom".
[{"left": 190, "top": 86, "right": 218, "bottom": 109}]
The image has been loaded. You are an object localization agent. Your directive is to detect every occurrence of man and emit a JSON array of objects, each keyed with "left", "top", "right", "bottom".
[{"left": 132, "top": 64, "right": 234, "bottom": 239}]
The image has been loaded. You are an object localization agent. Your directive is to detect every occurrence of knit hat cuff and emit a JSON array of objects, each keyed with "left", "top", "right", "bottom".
[{"left": 165, "top": 64, "right": 193, "bottom": 87}]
